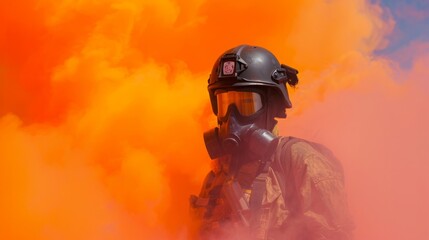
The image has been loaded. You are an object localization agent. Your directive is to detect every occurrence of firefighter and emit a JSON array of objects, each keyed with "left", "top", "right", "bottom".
[{"left": 190, "top": 45, "right": 354, "bottom": 240}]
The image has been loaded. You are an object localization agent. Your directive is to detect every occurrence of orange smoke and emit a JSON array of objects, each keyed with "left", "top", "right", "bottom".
[{"left": 0, "top": 0, "right": 427, "bottom": 240}]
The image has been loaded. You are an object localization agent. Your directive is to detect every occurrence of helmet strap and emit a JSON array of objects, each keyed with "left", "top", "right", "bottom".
[{"left": 258, "top": 88, "right": 277, "bottom": 132}]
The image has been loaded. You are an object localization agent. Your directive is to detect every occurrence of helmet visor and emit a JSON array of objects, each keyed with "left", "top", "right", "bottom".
[{"left": 217, "top": 91, "right": 263, "bottom": 118}]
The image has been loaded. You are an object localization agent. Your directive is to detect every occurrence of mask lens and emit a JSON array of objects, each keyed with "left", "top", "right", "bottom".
[{"left": 216, "top": 91, "right": 263, "bottom": 117}]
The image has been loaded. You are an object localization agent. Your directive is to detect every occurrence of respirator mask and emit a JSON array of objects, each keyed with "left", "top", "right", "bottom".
[{"left": 203, "top": 90, "right": 278, "bottom": 160}]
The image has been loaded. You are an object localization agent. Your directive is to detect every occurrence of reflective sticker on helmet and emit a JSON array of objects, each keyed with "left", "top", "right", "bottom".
[{"left": 223, "top": 61, "right": 235, "bottom": 75}]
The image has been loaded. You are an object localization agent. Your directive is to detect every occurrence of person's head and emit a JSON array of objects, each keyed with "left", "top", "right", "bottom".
[
  {"left": 209, "top": 45, "right": 298, "bottom": 129},
  {"left": 204, "top": 45, "right": 298, "bottom": 159}
]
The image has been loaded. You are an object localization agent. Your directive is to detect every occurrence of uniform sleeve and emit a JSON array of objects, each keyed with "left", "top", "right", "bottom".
[
  {"left": 190, "top": 169, "right": 233, "bottom": 239},
  {"left": 275, "top": 140, "right": 354, "bottom": 240}
]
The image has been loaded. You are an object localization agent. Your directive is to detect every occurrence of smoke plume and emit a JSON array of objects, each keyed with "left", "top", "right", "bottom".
[{"left": 0, "top": 0, "right": 427, "bottom": 239}]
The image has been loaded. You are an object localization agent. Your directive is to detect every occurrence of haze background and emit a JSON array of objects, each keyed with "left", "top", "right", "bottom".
[{"left": 0, "top": 0, "right": 428, "bottom": 239}]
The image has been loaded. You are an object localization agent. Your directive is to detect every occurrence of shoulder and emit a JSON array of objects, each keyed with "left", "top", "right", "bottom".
[{"left": 274, "top": 137, "right": 344, "bottom": 181}]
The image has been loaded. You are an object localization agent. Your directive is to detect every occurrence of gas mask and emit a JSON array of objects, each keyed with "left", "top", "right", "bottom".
[{"left": 203, "top": 90, "right": 279, "bottom": 160}]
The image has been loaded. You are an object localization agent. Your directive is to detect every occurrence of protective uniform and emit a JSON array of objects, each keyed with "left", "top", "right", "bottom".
[{"left": 190, "top": 45, "right": 353, "bottom": 240}]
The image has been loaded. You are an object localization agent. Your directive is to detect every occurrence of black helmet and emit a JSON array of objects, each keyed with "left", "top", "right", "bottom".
[{"left": 208, "top": 45, "right": 298, "bottom": 118}]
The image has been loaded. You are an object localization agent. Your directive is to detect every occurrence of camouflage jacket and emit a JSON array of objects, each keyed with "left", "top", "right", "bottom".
[{"left": 191, "top": 137, "right": 354, "bottom": 240}]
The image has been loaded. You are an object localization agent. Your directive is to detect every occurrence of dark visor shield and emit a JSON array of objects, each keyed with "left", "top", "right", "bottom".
[{"left": 217, "top": 91, "right": 263, "bottom": 118}]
